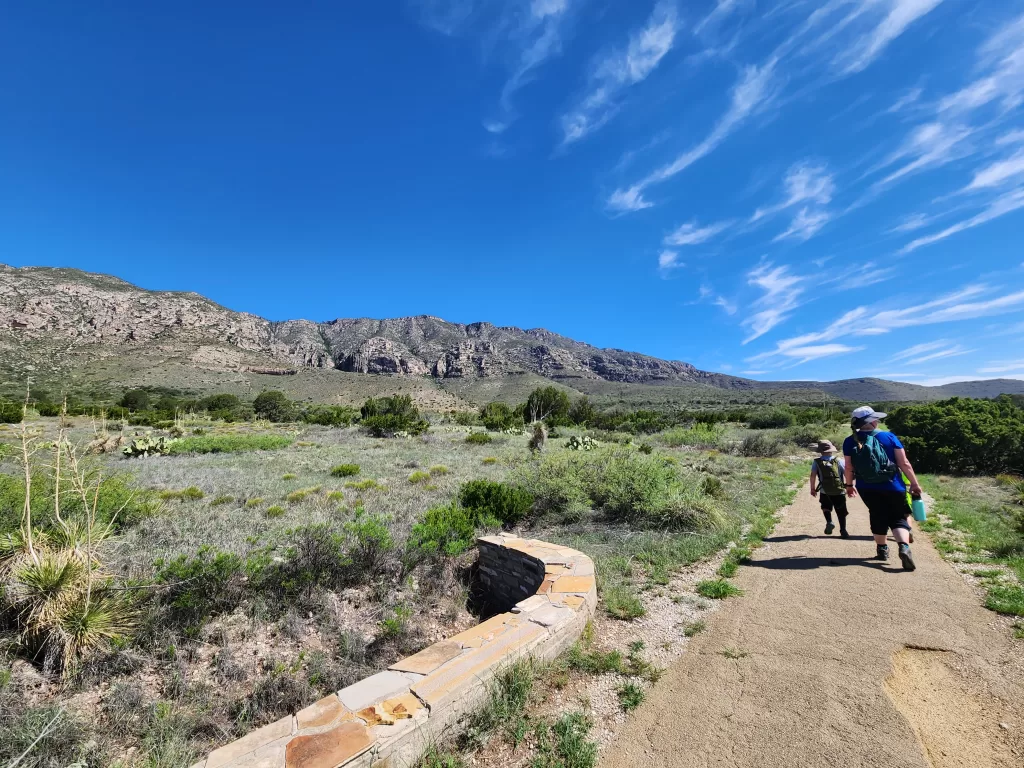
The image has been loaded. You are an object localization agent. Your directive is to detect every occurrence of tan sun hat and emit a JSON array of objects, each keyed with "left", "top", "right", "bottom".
[{"left": 816, "top": 440, "right": 837, "bottom": 454}]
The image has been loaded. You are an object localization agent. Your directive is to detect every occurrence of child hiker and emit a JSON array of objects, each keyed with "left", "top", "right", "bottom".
[{"left": 809, "top": 440, "right": 849, "bottom": 537}]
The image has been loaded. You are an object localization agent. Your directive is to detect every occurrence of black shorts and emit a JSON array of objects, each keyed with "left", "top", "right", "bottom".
[
  {"left": 859, "top": 489, "right": 912, "bottom": 536},
  {"left": 820, "top": 493, "right": 848, "bottom": 516}
]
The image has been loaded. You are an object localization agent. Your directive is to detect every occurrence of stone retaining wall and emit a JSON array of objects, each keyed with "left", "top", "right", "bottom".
[{"left": 190, "top": 535, "right": 596, "bottom": 768}]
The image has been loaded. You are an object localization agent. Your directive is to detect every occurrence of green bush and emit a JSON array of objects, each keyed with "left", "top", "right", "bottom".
[
  {"left": 343, "top": 509, "right": 396, "bottom": 577},
  {"left": 458, "top": 480, "right": 534, "bottom": 526},
  {"left": 154, "top": 547, "right": 247, "bottom": 631},
  {"left": 120, "top": 389, "right": 151, "bottom": 411},
  {"left": 738, "top": 433, "right": 787, "bottom": 457},
  {"left": 407, "top": 503, "right": 477, "bottom": 559},
  {"left": 568, "top": 397, "right": 598, "bottom": 426},
  {"left": 36, "top": 401, "right": 62, "bottom": 417},
  {"left": 0, "top": 401, "right": 22, "bottom": 424},
  {"left": 361, "top": 395, "right": 428, "bottom": 437},
  {"left": 166, "top": 434, "right": 293, "bottom": 454},
  {"left": 480, "top": 401, "right": 520, "bottom": 431},
  {"left": 887, "top": 396, "right": 1024, "bottom": 475},
  {"left": 696, "top": 578, "right": 743, "bottom": 599},
  {"left": 303, "top": 405, "right": 359, "bottom": 427},
  {"left": 748, "top": 408, "right": 794, "bottom": 429},
  {"left": 330, "top": 463, "right": 360, "bottom": 477},
  {"left": 199, "top": 393, "right": 241, "bottom": 411},
  {"left": 408, "top": 470, "right": 431, "bottom": 484},
  {"left": 660, "top": 423, "right": 726, "bottom": 449},
  {"left": 465, "top": 432, "right": 493, "bottom": 445},
  {"left": 0, "top": 472, "right": 157, "bottom": 536},
  {"left": 253, "top": 391, "right": 296, "bottom": 422}
]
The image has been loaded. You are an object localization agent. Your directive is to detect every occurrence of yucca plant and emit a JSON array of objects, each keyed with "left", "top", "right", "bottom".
[{"left": 1, "top": 399, "right": 139, "bottom": 678}]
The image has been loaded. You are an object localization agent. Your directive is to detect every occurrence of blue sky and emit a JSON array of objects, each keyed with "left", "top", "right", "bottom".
[{"left": 2, "top": 1, "right": 1023, "bottom": 385}]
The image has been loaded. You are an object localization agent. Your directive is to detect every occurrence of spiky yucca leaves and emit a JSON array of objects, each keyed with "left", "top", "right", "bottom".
[{"left": 1, "top": 413, "right": 139, "bottom": 678}]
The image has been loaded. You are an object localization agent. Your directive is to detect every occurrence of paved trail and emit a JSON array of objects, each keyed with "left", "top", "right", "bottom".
[{"left": 601, "top": 489, "right": 1024, "bottom": 768}]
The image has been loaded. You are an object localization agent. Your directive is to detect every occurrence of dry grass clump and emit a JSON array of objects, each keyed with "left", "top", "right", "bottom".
[{"left": 286, "top": 486, "right": 322, "bottom": 504}]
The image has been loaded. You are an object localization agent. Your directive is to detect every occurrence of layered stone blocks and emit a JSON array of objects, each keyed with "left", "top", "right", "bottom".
[{"left": 189, "top": 535, "right": 596, "bottom": 768}]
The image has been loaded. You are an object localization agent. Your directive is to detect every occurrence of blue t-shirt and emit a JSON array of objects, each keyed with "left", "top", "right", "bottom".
[{"left": 842, "top": 430, "right": 906, "bottom": 493}]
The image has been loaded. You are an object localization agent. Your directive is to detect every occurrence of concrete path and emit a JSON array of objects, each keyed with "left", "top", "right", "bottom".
[{"left": 600, "top": 488, "right": 1024, "bottom": 768}]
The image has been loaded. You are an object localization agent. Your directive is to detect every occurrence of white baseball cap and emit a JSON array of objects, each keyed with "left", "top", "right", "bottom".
[{"left": 851, "top": 405, "right": 887, "bottom": 428}]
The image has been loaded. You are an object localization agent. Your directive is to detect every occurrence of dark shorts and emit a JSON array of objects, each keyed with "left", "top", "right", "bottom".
[
  {"left": 820, "top": 493, "right": 848, "bottom": 516},
  {"left": 859, "top": 489, "right": 912, "bottom": 536}
]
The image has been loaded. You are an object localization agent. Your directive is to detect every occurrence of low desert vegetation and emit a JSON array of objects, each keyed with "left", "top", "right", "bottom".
[{"left": 0, "top": 384, "right": 837, "bottom": 764}]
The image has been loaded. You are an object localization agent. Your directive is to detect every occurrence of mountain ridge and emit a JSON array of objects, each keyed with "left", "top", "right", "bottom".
[{"left": 2, "top": 264, "right": 1023, "bottom": 404}]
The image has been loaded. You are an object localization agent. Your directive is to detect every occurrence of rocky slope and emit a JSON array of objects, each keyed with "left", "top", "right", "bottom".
[{"left": 2, "top": 264, "right": 1023, "bottom": 402}]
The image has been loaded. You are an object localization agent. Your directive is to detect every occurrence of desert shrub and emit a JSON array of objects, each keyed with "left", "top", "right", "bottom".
[
  {"left": 361, "top": 395, "right": 429, "bottom": 437},
  {"left": 532, "top": 711, "right": 597, "bottom": 768},
  {"left": 887, "top": 396, "right": 1024, "bottom": 475},
  {"left": 266, "top": 505, "right": 286, "bottom": 518},
  {"left": 286, "top": 486, "right": 321, "bottom": 503},
  {"left": 331, "top": 463, "right": 360, "bottom": 477},
  {"left": 408, "top": 471, "right": 431, "bottom": 484},
  {"left": 154, "top": 548, "right": 247, "bottom": 632},
  {"left": 159, "top": 486, "right": 204, "bottom": 501},
  {"left": 452, "top": 410, "right": 481, "bottom": 427},
  {"left": 343, "top": 509, "right": 397, "bottom": 577},
  {"left": 120, "top": 389, "right": 151, "bottom": 411},
  {"left": 482, "top": 456, "right": 499, "bottom": 465},
  {"left": 0, "top": 401, "right": 23, "bottom": 423},
  {"left": 568, "top": 396, "right": 598, "bottom": 426},
  {"left": 660, "top": 423, "right": 725, "bottom": 449},
  {"left": 232, "top": 663, "right": 314, "bottom": 729},
  {"left": 458, "top": 480, "right": 534, "bottom": 526},
  {"left": 249, "top": 391, "right": 292, "bottom": 422},
  {"left": 166, "top": 434, "right": 293, "bottom": 454},
  {"left": 466, "top": 431, "right": 493, "bottom": 445},
  {"left": 513, "top": 447, "right": 720, "bottom": 529},
  {"left": 0, "top": 698, "right": 98, "bottom": 767},
  {"left": 303, "top": 405, "right": 359, "bottom": 427},
  {"left": 523, "top": 386, "right": 571, "bottom": 426},
  {"left": 429, "top": 465, "right": 449, "bottom": 475},
  {"left": 198, "top": 393, "right": 240, "bottom": 412},
  {"left": 464, "top": 659, "right": 535, "bottom": 748},
  {"left": 748, "top": 408, "right": 794, "bottom": 429},
  {"left": 480, "top": 401, "right": 520, "bottom": 431},
  {"left": 0, "top": 470, "right": 157, "bottom": 536},
  {"left": 245, "top": 497, "right": 264, "bottom": 508},
  {"left": 36, "top": 401, "right": 62, "bottom": 417},
  {"left": 782, "top": 423, "right": 830, "bottom": 446},
  {"left": 344, "top": 478, "right": 385, "bottom": 492},
  {"left": 407, "top": 503, "right": 477, "bottom": 560},
  {"left": 738, "top": 433, "right": 787, "bottom": 457},
  {"left": 210, "top": 495, "right": 234, "bottom": 506}
]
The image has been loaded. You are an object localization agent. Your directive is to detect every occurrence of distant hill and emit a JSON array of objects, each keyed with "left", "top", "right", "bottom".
[{"left": 2, "top": 264, "right": 1022, "bottom": 407}]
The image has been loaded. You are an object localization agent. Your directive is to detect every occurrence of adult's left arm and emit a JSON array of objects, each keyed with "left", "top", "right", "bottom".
[{"left": 894, "top": 449, "right": 923, "bottom": 495}]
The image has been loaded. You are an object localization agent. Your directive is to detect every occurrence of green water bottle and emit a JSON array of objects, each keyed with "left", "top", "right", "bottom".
[{"left": 911, "top": 492, "right": 927, "bottom": 522}]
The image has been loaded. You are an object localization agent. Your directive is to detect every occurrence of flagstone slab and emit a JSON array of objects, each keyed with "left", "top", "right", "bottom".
[
  {"left": 551, "top": 575, "right": 595, "bottom": 593},
  {"left": 295, "top": 695, "right": 353, "bottom": 731},
  {"left": 527, "top": 603, "right": 574, "bottom": 628},
  {"left": 389, "top": 640, "right": 463, "bottom": 675},
  {"left": 207, "top": 716, "right": 293, "bottom": 768},
  {"left": 338, "top": 671, "right": 420, "bottom": 712},
  {"left": 284, "top": 721, "right": 373, "bottom": 768}
]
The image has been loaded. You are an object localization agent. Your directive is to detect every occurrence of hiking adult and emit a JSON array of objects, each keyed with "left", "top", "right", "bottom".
[
  {"left": 809, "top": 440, "right": 849, "bottom": 538},
  {"left": 842, "top": 406, "right": 923, "bottom": 571}
]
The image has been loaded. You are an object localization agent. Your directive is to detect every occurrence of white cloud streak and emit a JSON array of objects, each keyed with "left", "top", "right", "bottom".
[
  {"left": 607, "top": 58, "right": 777, "bottom": 212},
  {"left": 966, "top": 148, "right": 1024, "bottom": 190},
  {"left": 663, "top": 219, "right": 731, "bottom": 246},
  {"left": 979, "top": 359, "right": 1024, "bottom": 373},
  {"left": 772, "top": 207, "right": 832, "bottom": 242},
  {"left": 658, "top": 249, "right": 682, "bottom": 270},
  {"left": 742, "top": 262, "right": 804, "bottom": 342},
  {"left": 900, "top": 188, "right": 1024, "bottom": 252},
  {"left": 834, "top": 0, "right": 944, "bottom": 75},
  {"left": 561, "top": 1, "right": 680, "bottom": 145}
]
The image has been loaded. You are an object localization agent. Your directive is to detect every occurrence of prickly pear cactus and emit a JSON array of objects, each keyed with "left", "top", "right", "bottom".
[
  {"left": 564, "top": 435, "right": 599, "bottom": 451},
  {"left": 122, "top": 434, "right": 177, "bottom": 458}
]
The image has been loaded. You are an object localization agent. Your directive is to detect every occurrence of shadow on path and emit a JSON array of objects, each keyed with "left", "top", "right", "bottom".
[
  {"left": 747, "top": 555, "right": 888, "bottom": 571},
  {"left": 763, "top": 534, "right": 875, "bottom": 543}
]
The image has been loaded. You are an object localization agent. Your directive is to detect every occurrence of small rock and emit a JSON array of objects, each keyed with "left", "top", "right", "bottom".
[{"left": 999, "top": 722, "right": 1010, "bottom": 730}]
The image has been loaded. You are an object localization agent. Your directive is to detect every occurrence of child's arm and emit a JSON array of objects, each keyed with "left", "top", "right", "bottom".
[{"left": 809, "top": 466, "right": 818, "bottom": 496}]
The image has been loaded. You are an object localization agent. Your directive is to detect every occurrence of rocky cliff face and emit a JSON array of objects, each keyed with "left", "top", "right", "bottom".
[{"left": 0, "top": 264, "right": 730, "bottom": 386}]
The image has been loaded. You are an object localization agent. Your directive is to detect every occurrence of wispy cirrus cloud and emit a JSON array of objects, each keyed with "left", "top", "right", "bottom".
[
  {"left": 607, "top": 58, "right": 778, "bottom": 213},
  {"left": 772, "top": 208, "right": 832, "bottom": 242},
  {"left": 748, "top": 285, "right": 1024, "bottom": 366},
  {"left": 658, "top": 249, "right": 682, "bottom": 271},
  {"left": 833, "top": 0, "right": 944, "bottom": 75},
  {"left": 965, "top": 148, "right": 1024, "bottom": 190},
  {"left": 889, "top": 340, "right": 972, "bottom": 365},
  {"left": 979, "top": 359, "right": 1024, "bottom": 373},
  {"left": 751, "top": 162, "right": 835, "bottom": 222},
  {"left": 939, "top": 13, "right": 1024, "bottom": 115},
  {"left": 663, "top": 219, "right": 732, "bottom": 246},
  {"left": 560, "top": 1, "right": 680, "bottom": 146},
  {"left": 742, "top": 261, "right": 804, "bottom": 342},
  {"left": 900, "top": 187, "right": 1024, "bottom": 252}
]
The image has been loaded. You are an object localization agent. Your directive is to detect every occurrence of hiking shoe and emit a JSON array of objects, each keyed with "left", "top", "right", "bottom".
[
  {"left": 899, "top": 545, "right": 916, "bottom": 572},
  {"left": 876, "top": 544, "right": 890, "bottom": 561},
  {"left": 825, "top": 521, "right": 835, "bottom": 535},
  {"left": 840, "top": 529, "right": 850, "bottom": 539}
]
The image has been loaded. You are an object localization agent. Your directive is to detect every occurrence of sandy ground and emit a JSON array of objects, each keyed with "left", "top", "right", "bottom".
[{"left": 600, "top": 489, "right": 1024, "bottom": 768}]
